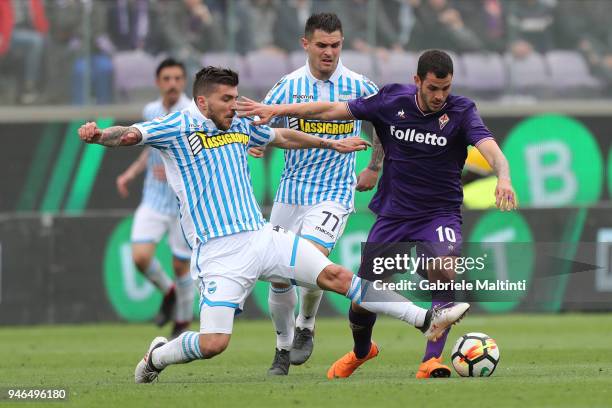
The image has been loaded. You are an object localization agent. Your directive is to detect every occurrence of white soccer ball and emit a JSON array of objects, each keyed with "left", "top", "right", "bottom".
[{"left": 451, "top": 332, "right": 500, "bottom": 377}]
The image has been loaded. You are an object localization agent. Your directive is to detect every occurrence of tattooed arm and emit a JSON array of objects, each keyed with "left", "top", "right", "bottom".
[
  {"left": 78, "top": 122, "right": 143, "bottom": 147},
  {"left": 367, "top": 130, "right": 384, "bottom": 171},
  {"left": 356, "top": 130, "right": 384, "bottom": 191}
]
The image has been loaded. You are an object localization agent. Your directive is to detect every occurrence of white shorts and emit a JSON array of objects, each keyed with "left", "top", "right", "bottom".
[
  {"left": 192, "top": 223, "right": 333, "bottom": 334},
  {"left": 131, "top": 204, "right": 191, "bottom": 260},
  {"left": 269, "top": 201, "right": 350, "bottom": 251}
]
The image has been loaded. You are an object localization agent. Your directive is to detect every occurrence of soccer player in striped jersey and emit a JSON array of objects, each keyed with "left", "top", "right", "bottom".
[
  {"left": 237, "top": 50, "right": 517, "bottom": 379},
  {"left": 115, "top": 58, "right": 194, "bottom": 338},
  {"left": 79, "top": 66, "right": 470, "bottom": 384},
  {"left": 253, "top": 13, "right": 380, "bottom": 375}
]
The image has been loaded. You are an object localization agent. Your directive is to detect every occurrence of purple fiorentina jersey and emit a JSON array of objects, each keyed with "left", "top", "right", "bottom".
[{"left": 348, "top": 84, "right": 493, "bottom": 219}]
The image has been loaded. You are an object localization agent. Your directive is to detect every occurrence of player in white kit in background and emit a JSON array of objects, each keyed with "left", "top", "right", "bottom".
[
  {"left": 115, "top": 58, "right": 194, "bottom": 338},
  {"left": 252, "top": 13, "right": 379, "bottom": 375}
]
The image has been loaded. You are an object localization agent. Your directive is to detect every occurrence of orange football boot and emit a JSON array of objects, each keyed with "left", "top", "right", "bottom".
[
  {"left": 327, "top": 342, "right": 379, "bottom": 379},
  {"left": 416, "top": 357, "right": 451, "bottom": 378}
]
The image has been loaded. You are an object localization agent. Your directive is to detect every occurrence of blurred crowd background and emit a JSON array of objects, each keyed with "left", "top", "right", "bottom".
[{"left": 2, "top": 0, "right": 612, "bottom": 105}]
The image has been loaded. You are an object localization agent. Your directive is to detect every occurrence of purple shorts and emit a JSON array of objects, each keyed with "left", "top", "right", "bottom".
[{"left": 358, "top": 213, "right": 463, "bottom": 280}]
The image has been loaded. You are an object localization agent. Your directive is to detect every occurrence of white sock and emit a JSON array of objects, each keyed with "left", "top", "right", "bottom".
[
  {"left": 295, "top": 287, "right": 323, "bottom": 331},
  {"left": 175, "top": 275, "right": 195, "bottom": 323},
  {"left": 144, "top": 258, "right": 173, "bottom": 294},
  {"left": 268, "top": 285, "right": 297, "bottom": 350},
  {"left": 151, "top": 331, "right": 203, "bottom": 370},
  {"left": 345, "top": 275, "right": 427, "bottom": 327}
]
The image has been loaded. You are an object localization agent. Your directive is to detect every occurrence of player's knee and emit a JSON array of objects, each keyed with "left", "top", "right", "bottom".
[
  {"left": 350, "top": 301, "right": 369, "bottom": 314},
  {"left": 199, "top": 334, "right": 230, "bottom": 359},
  {"left": 271, "top": 282, "right": 291, "bottom": 290},
  {"left": 132, "top": 253, "right": 151, "bottom": 273},
  {"left": 317, "top": 264, "right": 353, "bottom": 294},
  {"left": 172, "top": 257, "right": 190, "bottom": 277}
]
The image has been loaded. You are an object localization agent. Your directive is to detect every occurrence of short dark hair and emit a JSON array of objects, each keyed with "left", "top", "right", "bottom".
[
  {"left": 192, "top": 66, "right": 239, "bottom": 97},
  {"left": 417, "top": 50, "right": 454, "bottom": 80},
  {"left": 305, "top": 13, "right": 343, "bottom": 38},
  {"left": 155, "top": 58, "right": 186, "bottom": 78}
]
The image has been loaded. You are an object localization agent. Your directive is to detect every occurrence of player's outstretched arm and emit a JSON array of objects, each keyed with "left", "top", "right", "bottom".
[
  {"left": 476, "top": 139, "right": 518, "bottom": 211},
  {"left": 237, "top": 97, "right": 353, "bottom": 125},
  {"left": 78, "top": 122, "right": 142, "bottom": 147},
  {"left": 271, "top": 128, "right": 370, "bottom": 153}
]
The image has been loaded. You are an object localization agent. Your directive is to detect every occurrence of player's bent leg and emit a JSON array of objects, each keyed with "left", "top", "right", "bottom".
[
  {"left": 315, "top": 264, "right": 469, "bottom": 341},
  {"left": 172, "top": 256, "right": 194, "bottom": 339},
  {"left": 132, "top": 243, "right": 173, "bottom": 295},
  {"left": 267, "top": 282, "right": 296, "bottom": 375},
  {"left": 134, "top": 302, "right": 237, "bottom": 383},
  {"left": 169, "top": 220, "right": 194, "bottom": 337},
  {"left": 349, "top": 303, "right": 377, "bottom": 359},
  {"left": 418, "top": 256, "right": 457, "bottom": 378},
  {"left": 292, "top": 240, "right": 327, "bottom": 366},
  {"left": 292, "top": 201, "right": 349, "bottom": 365},
  {"left": 134, "top": 331, "right": 231, "bottom": 384},
  {"left": 133, "top": 243, "right": 176, "bottom": 327},
  {"left": 131, "top": 205, "right": 174, "bottom": 294}
]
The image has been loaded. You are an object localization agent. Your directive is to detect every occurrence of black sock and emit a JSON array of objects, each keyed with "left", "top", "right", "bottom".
[{"left": 349, "top": 307, "right": 377, "bottom": 359}]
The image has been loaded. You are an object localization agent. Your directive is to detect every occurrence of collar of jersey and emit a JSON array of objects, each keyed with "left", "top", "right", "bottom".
[
  {"left": 413, "top": 94, "right": 447, "bottom": 117},
  {"left": 305, "top": 58, "right": 345, "bottom": 84}
]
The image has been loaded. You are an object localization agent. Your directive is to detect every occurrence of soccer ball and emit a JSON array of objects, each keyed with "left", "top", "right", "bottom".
[{"left": 451, "top": 332, "right": 500, "bottom": 377}]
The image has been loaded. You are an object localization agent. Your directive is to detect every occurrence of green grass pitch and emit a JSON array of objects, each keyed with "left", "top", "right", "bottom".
[{"left": 1, "top": 314, "right": 611, "bottom": 407}]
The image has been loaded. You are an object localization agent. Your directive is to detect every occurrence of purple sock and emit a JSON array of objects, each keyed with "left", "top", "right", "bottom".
[
  {"left": 349, "top": 306, "right": 377, "bottom": 359},
  {"left": 422, "top": 290, "right": 454, "bottom": 362}
]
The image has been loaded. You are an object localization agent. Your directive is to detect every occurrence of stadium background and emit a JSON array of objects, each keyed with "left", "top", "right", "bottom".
[{"left": 1, "top": 0, "right": 612, "bottom": 325}]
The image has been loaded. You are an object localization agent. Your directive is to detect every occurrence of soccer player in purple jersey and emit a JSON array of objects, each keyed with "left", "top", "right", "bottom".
[{"left": 237, "top": 49, "right": 517, "bottom": 379}]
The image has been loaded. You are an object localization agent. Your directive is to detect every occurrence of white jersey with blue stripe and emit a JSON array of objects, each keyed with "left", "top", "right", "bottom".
[
  {"left": 141, "top": 94, "right": 191, "bottom": 215},
  {"left": 133, "top": 101, "right": 276, "bottom": 247},
  {"left": 263, "top": 60, "right": 378, "bottom": 210}
]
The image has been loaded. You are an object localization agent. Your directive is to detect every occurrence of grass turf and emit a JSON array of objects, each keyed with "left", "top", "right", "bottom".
[{"left": 0, "top": 314, "right": 611, "bottom": 408}]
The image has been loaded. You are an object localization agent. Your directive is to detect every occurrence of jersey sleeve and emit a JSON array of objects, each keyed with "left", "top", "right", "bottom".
[
  {"left": 247, "top": 120, "right": 276, "bottom": 148},
  {"left": 359, "top": 75, "right": 379, "bottom": 97},
  {"left": 133, "top": 111, "right": 184, "bottom": 149},
  {"left": 461, "top": 105, "right": 494, "bottom": 146},
  {"left": 262, "top": 77, "right": 288, "bottom": 127},
  {"left": 263, "top": 77, "right": 288, "bottom": 105},
  {"left": 347, "top": 84, "right": 385, "bottom": 123}
]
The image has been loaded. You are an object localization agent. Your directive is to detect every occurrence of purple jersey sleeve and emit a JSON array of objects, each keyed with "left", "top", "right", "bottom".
[
  {"left": 462, "top": 105, "right": 494, "bottom": 146},
  {"left": 347, "top": 87, "right": 384, "bottom": 123}
]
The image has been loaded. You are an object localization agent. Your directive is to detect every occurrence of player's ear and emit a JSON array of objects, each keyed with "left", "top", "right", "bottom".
[
  {"left": 195, "top": 95, "right": 208, "bottom": 112},
  {"left": 301, "top": 37, "right": 308, "bottom": 50},
  {"left": 413, "top": 74, "right": 421, "bottom": 88}
]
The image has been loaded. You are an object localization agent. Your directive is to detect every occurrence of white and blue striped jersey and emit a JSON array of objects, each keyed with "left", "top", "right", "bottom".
[
  {"left": 141, "top": 94, "right": 191, "bottom": 215},
  {"left": 133, "top": 101, "right": 276, "bottom": 247},
  {"left": 263, "top": 60, "right": 378, "bottom": 210}
]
